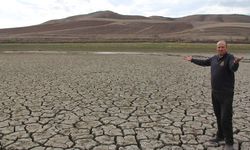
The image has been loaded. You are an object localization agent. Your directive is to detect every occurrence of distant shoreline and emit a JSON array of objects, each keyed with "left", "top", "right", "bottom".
[
  {"left": 0, "top": 42, "right": 249, "bottom": 53},
  {"left": 0, "top": 39, "right": 249, "bottom": 44}
]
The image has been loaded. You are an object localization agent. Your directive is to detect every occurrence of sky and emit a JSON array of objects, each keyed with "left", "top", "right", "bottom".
[{"left": 0, "top": 0, "right": 250, "bottom": 29}]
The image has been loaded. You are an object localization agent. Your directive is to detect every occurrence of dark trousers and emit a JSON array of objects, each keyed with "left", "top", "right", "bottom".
[{"left": 212, "top": 90, "right": 234, "bottom": 145}]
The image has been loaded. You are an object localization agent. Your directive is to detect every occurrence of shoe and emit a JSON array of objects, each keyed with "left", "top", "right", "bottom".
[
  {"left": 209, "top": 137, "right": 224, "bottom": 143},
  {"left": 224, "top": 144, "right": 234, "bottom": 150}
]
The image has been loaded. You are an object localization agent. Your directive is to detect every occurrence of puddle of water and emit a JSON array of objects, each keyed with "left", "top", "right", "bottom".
[
  {"left": 1, "top": 51, "right": 183, "bottom": 58},
  {"left": 2, "top": 51, "right": 144, "bottom": 55},
  {"left": 92, "top": 52, "right": 145, "bottom": 55}
]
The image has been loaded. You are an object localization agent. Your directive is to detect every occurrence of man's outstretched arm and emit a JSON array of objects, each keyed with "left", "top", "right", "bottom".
[{"left": 184, "top": 56, "right": 211, "bottom": 66}]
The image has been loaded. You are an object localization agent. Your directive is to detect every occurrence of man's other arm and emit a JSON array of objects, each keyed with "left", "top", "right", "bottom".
[{"left": 229, "top": 56, "right": 243, "bottom": 72}]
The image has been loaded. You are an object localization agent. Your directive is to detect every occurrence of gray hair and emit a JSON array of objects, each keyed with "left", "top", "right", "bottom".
[{"left": 217, "top": 40, "right": 227, "bottom": 47}]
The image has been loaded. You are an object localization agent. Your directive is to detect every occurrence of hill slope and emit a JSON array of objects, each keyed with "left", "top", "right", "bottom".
[{"left": 0, "top": 11, "right": 250, "bottom": 43}]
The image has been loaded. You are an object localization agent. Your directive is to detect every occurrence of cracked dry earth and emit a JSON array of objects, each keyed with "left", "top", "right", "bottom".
[{"left": 0, "top": 52, "right": 249, "bottom": 150}]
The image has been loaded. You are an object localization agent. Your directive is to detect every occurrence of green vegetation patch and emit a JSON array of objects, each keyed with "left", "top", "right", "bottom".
[{"left": 0, "top": 42, "right": 249, "bottom": 53}]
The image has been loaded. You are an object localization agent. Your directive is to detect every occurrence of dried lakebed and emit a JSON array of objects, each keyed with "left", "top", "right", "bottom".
[{"left": 0, "top": 52, "right": 249, "bottom": 150}]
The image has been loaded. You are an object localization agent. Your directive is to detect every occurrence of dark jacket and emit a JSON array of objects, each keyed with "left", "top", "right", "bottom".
[{"left": 191, "top": 53, "right": 239, "bottom": 92}]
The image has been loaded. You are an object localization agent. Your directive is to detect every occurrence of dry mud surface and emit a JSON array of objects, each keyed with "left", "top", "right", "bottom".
[{"left": 0, "top": 52, "right": 249, "bottom": 150}]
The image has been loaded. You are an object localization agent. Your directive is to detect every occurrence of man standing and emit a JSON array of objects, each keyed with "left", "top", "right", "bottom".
[{"left": 184, "top": 40, "right": 243, "bottom": 150}]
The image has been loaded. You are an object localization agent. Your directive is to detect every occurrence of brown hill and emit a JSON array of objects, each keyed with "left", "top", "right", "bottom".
[
  {"left": 0, "top": 11, "right": 250, "bottom": 43},
  {"left": 43, "top": 11, "right": 149, "bottom": 24},
  {"left": 177, "top": 14, "right": 250, "bottom": 23}
]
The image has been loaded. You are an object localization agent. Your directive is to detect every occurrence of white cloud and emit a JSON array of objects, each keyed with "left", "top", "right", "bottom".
[
  {"left": 193, "top": 5, "right": 250, "bottom": 15},
  {"left": 0, "top": 0, "right": 249, "bottom": 28}
]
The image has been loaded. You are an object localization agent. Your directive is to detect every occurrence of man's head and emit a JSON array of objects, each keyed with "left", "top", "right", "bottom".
[{"left": 216, "top": 40, "right": 228, "bottom": 56}]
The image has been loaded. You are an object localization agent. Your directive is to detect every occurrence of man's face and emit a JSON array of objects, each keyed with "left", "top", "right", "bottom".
[{"left": 216, "top": 42, "right": 227, "bottom": 56}]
